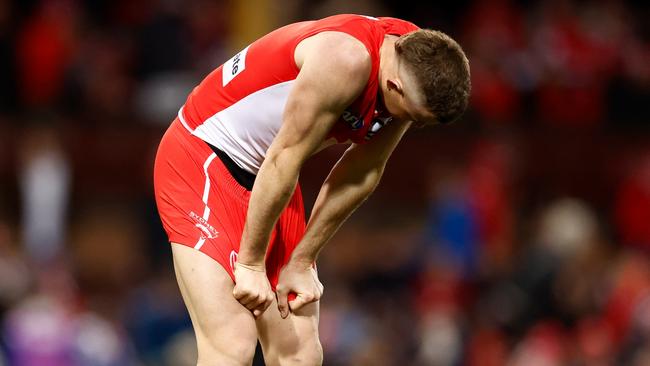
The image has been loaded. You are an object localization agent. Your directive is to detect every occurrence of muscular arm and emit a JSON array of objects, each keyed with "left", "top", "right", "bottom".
[
  {"left": 273, "top": 118, "right": 412, "bottom": 318},
  {"left": 290, "top": 119, "right": 413, "bottom": 264},
  {"left": 237, "top": 33, "right": 371, "bottom": 267}
]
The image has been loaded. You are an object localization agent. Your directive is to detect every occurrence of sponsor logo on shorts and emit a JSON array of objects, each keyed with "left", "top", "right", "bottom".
[{"left": 189, "top": 211, "right": 219, "bottom": 239}]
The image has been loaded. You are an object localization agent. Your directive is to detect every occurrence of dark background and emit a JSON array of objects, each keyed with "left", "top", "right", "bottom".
[{"left": 0, "top": 0, "right": 649, "bottom": 365}]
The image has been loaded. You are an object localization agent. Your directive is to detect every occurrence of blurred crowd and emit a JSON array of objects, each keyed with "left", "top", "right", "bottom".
[{"left": 0, "top": 0, "right": 649, "bottom": 365}]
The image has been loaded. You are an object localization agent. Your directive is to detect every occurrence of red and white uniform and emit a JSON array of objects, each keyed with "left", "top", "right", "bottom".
[{"left": 154, "top": 14, "right": 419, "bottom": 287}]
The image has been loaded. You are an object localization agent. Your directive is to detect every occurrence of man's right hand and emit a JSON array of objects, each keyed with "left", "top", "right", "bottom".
[{"left": 233, "top": 261, "right": 274, "bottom": 317}]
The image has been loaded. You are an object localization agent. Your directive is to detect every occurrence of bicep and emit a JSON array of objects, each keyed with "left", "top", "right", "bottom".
[{"left": 267, "top": 36, "right": 370, "bottom": 163}]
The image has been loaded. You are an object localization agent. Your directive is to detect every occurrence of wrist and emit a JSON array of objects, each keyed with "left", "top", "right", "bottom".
[
  {"left": 237, "top": 253, "right": 265, "bottom": 265},
  {"left": 238, "top": 248, "right": 265, "bottom": 268},
  {"left": 239, "top": 229, "right": 269, "bottom": 267},
  {"left": 289, "top": 254, "right": 315, "bottom": 269},
  {"left": 237, "top": 254, "right": 265, "bottom": 270},
  {"left": 236, "top": 261, "right": 266, "bottom": 272}
]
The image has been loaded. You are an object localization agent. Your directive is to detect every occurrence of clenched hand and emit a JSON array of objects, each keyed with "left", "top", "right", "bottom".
[
  {"left": 233, "top": 262, "right": 275, "bottom": 317},
  {"left": 276, "top": 260, "right": 323, "bottom": 318}
]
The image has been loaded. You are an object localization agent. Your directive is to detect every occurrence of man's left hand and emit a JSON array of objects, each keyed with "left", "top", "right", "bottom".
[{"left": 276, "top": 260, "right": 323, "bottom": 318}]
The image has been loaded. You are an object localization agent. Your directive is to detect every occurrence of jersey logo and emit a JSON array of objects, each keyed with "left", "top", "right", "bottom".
[
  {"left": 222, "top": 46, "right": 250, "bottom": 86},
  {"left": 365, "top": 116, "right": 392, "bottom": 140},
  {"left": 341, "top": 110, "right": 364, "bottom": 130},
  {"left": 189, "top": 211, "right": 219, "bottom": 239}
]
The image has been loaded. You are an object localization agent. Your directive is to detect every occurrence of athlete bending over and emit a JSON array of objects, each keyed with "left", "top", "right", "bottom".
[{"left": 154, "top": 14, "right": 470, "bottom": 366}]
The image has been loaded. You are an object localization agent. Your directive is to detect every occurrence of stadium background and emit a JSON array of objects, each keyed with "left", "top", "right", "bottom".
[{"left": 0, "top": 0, "right": 648, "bottom": 365}]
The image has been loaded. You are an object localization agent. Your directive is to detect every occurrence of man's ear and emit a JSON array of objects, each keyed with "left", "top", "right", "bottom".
[{"left": 387, "top": 78, "right": 405, "bottom": 96}]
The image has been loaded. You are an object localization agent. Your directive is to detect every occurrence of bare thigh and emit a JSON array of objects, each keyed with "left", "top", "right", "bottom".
[
  {"left": 172, "top": 243, "right": 258, "bottom": 366},
  {"left": 256, "top": 298, "right": 322, "bottom": 366}
]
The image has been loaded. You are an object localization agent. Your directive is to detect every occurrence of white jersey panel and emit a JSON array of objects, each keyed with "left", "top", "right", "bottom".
[{"left": 191, "top": 80, "right": 295, "bottom": 174}]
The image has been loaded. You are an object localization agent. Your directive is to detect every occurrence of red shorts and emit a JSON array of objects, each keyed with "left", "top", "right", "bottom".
[{"left": 153, "top": 118, "right": 306, "bottom": 289}]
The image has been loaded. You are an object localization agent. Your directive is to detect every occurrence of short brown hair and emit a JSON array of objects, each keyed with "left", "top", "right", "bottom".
[{"left": 395, "top": 30, "right": 470, "bottom": 124}]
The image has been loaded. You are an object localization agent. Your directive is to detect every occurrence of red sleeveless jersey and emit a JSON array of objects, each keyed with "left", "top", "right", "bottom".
[{"left": 177, "top": 14, "right": 419, "bottom": 174}]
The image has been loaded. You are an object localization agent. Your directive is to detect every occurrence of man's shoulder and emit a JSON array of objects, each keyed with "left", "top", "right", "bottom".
[{"left": 300, "top": 31, "right": 371, "bottom": 72}]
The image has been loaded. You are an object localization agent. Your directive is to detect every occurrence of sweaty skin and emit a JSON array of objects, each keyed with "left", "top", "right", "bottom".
[{"left": 233, "top": 30, "right": 428, "bottom": 318}]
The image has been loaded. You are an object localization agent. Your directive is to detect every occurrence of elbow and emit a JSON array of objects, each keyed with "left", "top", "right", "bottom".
[{"left": 265, "top": 147, "right": 304, "bottom": 174}]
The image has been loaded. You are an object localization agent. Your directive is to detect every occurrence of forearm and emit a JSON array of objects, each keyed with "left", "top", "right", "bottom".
[
  {"left": 291, "top": 157, "right": 383, "bottom": 263},
  {"left": 237, "top": 35, "right": 375, "bottom": 267},
  {"left": 239, "top": 152, "right": 302, "bottom": 265}
]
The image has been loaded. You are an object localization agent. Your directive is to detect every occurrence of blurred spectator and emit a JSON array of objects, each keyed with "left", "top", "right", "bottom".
[
  {"left": 508, "top": 321, "right": 569, "bottom": 366},
  {"left": 2, "top": 264, "right": 137, "bottom": 366},
  {"left": 424, "top": 161, "right": 479, "bottom": 276},
  {"left": 531, "top": 0, "right": 612, "bottom": 127},
  {"left": 422, "top": 138, "right": 517, "bottom": 277},
  {"left": 69, "top": 204, "right": 147, "bottom": 297},
  {"left": 536, "top": 198, "right": 598, "bottom": 258},
  {"left": 461, "top": 0, "right": 527, "bottom": 125},
  {"left": 416, "top": 310, "right": 463, "bottom": 365},
  {"left": 319, "top": 285, "right": 374, "bottom": 365},
  {"left": 135, "top": 72, "right": 196, "bottom": 125},
  {"left": 0, "top": 215, "right": 31, "bottom": 313},
  {"left": 15, "top": 0, "right": 78, "bottom": 109},
  {"left": 621, "top": 293, "right": 650, "bottom": 365},
  {"left": 465, "top": 327, "right": 508, "bottom": 366},
  {"left": 160, "top": 329, "right": 197, "bottom": 366},
  {"left": 65, "top": 31, "right": 134, "bottom": 122},
  {"left": 467, "top": 139, "right": 516, "bottom": 274},
  {"left": 615, "top": 151, "right": 650, "bottom": 249},
  {"left": 603, "top": 251, "right": 650, "bottom": 346},
  {"left": 19, "top": 125, "right": 70, "bottom": 264},
  {"left": 123, "top": 272, "right": 192, "bottom": 365}
]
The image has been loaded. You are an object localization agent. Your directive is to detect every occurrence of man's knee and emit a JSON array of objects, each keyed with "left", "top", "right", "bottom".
[
  {"left": 293, "top": 340, "right": 323, "bottom": 366},
  {"left": 197, "top": 334, "right": 257, "bottom": 366},
  {"left": 274, "top": 339, "right": 323, "bottom": 366}
]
